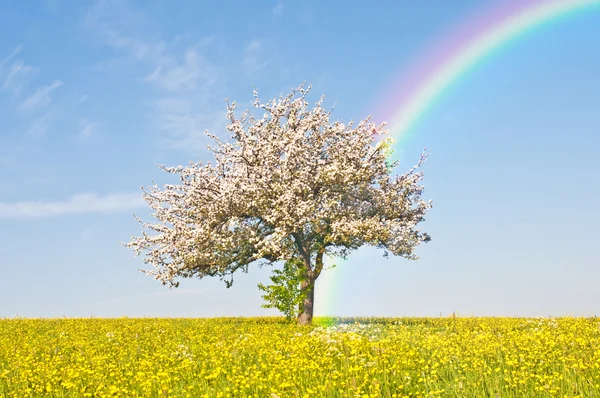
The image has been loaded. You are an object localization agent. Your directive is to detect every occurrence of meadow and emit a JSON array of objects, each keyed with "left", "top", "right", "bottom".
[{"left": 1, "top": 317, "right": 599, "bottom": 397}]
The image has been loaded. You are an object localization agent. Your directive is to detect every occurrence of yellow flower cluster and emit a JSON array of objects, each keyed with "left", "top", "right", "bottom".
[{"left": 1, "top": 317, "right": 599, "bottom": 397}]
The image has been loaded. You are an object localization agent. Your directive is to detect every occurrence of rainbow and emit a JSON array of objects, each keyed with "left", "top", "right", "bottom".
[
  {"left": 315, "top": 0, "right": 600, "bottom": 317},
  {"left": 378, "top": 0, "right": 600, "bottom": 149}
]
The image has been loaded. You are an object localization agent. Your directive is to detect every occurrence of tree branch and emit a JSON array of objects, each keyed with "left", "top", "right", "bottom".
[
  {"left": 313, "top": 247, "right": 325, "bottom": 280},
  {"left": 292, "top": 232, "right": 311, "bottom": 271}
]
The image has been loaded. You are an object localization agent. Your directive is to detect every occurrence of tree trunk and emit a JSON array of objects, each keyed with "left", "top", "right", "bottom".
[{"left": 297, "top": 278, "right": 315, "bottom": 325}]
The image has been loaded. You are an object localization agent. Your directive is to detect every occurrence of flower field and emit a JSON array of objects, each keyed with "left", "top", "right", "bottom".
[{"left": 1, "top": 317, "right": 599, "bottom": 397}]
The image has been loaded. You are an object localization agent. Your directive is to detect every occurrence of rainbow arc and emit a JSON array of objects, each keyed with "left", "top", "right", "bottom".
[{"left": 316, "top": 0, "right": 600, "bottom": 317}]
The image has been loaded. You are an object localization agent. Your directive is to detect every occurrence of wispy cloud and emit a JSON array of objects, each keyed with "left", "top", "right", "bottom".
[
  {"left": 1, "top": 46, "right": 65, "bottom": 139},
  {"left": 243, "top": 40, "right": 270, "bottom": 75},
  {"left": 19, "top": 80, "right": 63, "bottom": 111},
  {"left": 75, "top": 94, "right": 90, "bottom": 105},
  {"left": 85, "top": 0, "right": 224, "bottom": 151},
  {"left": 81, "top": 228, "right": 94, "bottom": 240},
  {"left": 78, "top": 119, "right": 96, "bottom": 139},
  {"left": 299, "top": 5, "right": 314, "bottom": 25},
  {"left": 0, "top": 192, "right": 145, "bottom": 219},
  {"left": 25, "top": 111, "right": 54, "bottom": 138},
  {"left": 0, "top": 46, "right": 39, "bottom": 95},
  {"left": 0, "top": 45, "right": 22, "bottom": 67},
  {"left": 145, "top": 48, "right": 214, "bottom": 91},
  {"left": 80, "top": 124, "right": 94, "bottom": 138},
  {"left": 85, "top": 1, "right": 215, "bottom": 92},
  {"left": 272, "top": 1, "right": 284, "bottom": 16},
  {"left": 153, "top": 97, "right": 224, "bottom": 152}
]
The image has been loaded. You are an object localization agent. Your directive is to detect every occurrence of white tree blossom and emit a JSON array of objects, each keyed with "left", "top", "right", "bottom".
[{"left": 125, "top": 84, "right": 432, "bottom": 324}]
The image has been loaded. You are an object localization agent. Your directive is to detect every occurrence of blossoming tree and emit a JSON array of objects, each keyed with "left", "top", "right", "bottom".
[{"left": 126, "top": 84, "right": 432, "bottom": 324}]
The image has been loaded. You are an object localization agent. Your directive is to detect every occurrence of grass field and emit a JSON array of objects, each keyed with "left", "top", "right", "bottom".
[{"left": 1, "top": 316, "right": 599, "bottom": 397}]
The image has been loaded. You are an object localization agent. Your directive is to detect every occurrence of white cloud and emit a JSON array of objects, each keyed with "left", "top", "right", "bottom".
[
  {"left": 85, "top": 0, "right": 223, "bottom": 151},
  {"left": 0, "top": 46, "right": 65, "bottom": 138},
  {"left": 80, "top": 124, "right": 94, "bottom": 138},
  {"left": 78, "top": 119, "right": 96, "bottom": 138},
  {"left": 75, "top": 94, "right": 90, "bottom": 105},
  {"left": 145, "top": 48, "right": 214, "bottom": 92},
  {"left": 19, "top": 80, "right": 63, "bottom": 111},
  {"left": 85, "top": 1, "right": 214, "bottom": 93},
  {"left": 25, "top": 111, "right": 54, "bottom": 138},
  {"left": 0, "top": 46, "right": 39, "bottom": 95},
  {"left": 246, "top": 40, "right": 261, "bottom": 54},
  {"left": 3, "top": 61, "right": 39, "bottom": 94},
  {"left": 153, "top": 97, "right": 224, "bottom": 152},
  {"left": 243, "top": 40, "right": 270, "bottom": 75},
  {"left": 272, "top": 1, "right": 284, "bottom": 16},
  {"left": 0, "top": 45, "right": 22, "bottom": 67},
  {"left": 0, "top": 192, "right": 145, "bottom": 219},
  {"left": 81, "top": 228, "right": 94, "bottom": 240}
]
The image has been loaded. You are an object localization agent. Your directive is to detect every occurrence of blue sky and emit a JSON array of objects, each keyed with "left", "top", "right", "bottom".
[{"left": 1, "top": 0, "right": 599, "bottom": 318}]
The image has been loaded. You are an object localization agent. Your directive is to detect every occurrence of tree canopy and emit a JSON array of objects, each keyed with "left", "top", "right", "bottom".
[{"left": 125, "top": 84, "right": 432, "bottom": 324}]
